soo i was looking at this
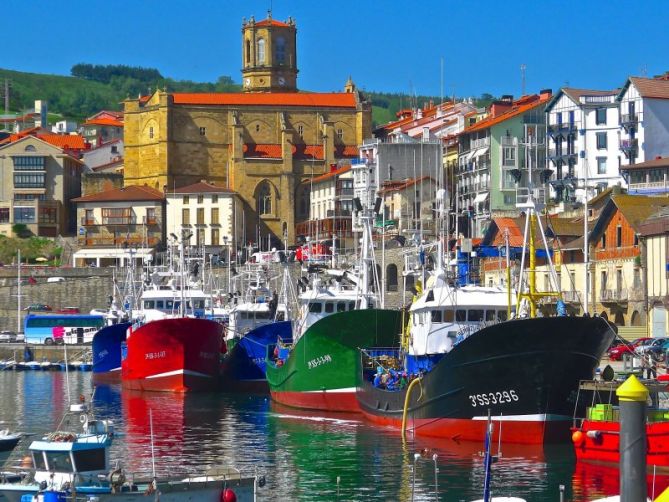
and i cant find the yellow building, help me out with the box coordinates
[123,14,370,245]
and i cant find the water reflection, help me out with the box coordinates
[0,372,646,501]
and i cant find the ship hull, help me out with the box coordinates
[121,318,223,393]
[357,316,615,444]
[92,322,130,384]
[266,309,403,412]
[220,321,292,393]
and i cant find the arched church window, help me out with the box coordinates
[257,39,266,64]
[246,39,251,64]
[275,36,286,64]
[257,181,272,216]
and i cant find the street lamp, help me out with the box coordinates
[223,235,231,294]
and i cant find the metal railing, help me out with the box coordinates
[600,288,628,302]
[620,113,638,125]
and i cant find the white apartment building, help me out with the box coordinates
[545,88,621,207]
[617,76,669,167]
[165,181,242,253]
[308,165,353,220]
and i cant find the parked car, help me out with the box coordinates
[23,303,52,312]
[0,331,18,343]
[647,339,669,362]
[636,337,669,356]
[607,337,652,361]
[46,277,65,283]
[56,307,80,314]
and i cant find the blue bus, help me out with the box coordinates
[24,314,105,345]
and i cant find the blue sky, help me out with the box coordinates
[4,1,669,99]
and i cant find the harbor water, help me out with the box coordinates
[0,371,666,501]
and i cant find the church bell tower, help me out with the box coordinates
[241,12,298,93]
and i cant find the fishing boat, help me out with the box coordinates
[220,263,293,392]
[571,378,669,468]
[0,430,21,452]
[0,400,259,501]
[92,322,131,383]
[265,164,403,412]
[356,188,616,444]
[121,237,224,392]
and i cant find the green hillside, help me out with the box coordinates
[0,65,451,128]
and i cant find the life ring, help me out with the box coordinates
[79,414,88,424]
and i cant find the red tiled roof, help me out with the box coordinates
[254,18,290,27]
[72,185,164,203]
[465,94,550,134]
[629,77,669,100]
[83,118,124,128]
[167,181,235,194]
[170,92,357,108]
[88,110,124,120]
[335,145,358,158]
[0,131,88,151]
[310,165,352,184]
[620,157,669,170]
[378,176,434,195]
[243,143,282,159]
[293,144,323,160]
[490,217,525,247]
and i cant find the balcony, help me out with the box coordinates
[548,122,577,138]
[620,113,638,132]
[562,290,581,303]
[548,148,578,164]
[620,138,638,159]
[77,235,161,248]
[500,136,518,147]
[471,137,490,149]
[600,288,628,303]
[628,181,669,194]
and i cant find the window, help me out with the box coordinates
[33,452,46,470]
[197,195,204,204]
[485,310,496,321]
[324,303,334,314]
[443,310,454,322]
[211,207,219,224]
[149,127,154,139]
[12,156,45,171]
[46,451,73,472]
[111,145,118,154]
[72,448,106,472]
[616,225,622,247]
[0,208,10,223]
[182,208,190,225]
[39,207,57,224]
[502,146,516,167]
[211,228,219,246]
[197,208,204,225]
[596,132,607,149]
[601,233,606,249]
[14,173,45,188]
[337,302,346,312]
[245,39,251,63]
[275,36,286,63]
[256,181,272,216]
[146,208,156,224]
[634,234,639,247]
[257,38,266,64]
[597,157,607,174]
[337,128,343,140]
[212,195,218,204]
[14,207,35,223]
[199,127,206,136]
[431,310,442,323]
[101,208,130,225]
[308,302,322,313]
[455,309,467,322]
[596,108,607,125]
[297,125,304,137]
[497,311,508,321]
[255,124,260,132]
[468,310,484,322]
[196,228,205,246]
[183,196,189,205]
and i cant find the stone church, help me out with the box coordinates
[123,13,371,245]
